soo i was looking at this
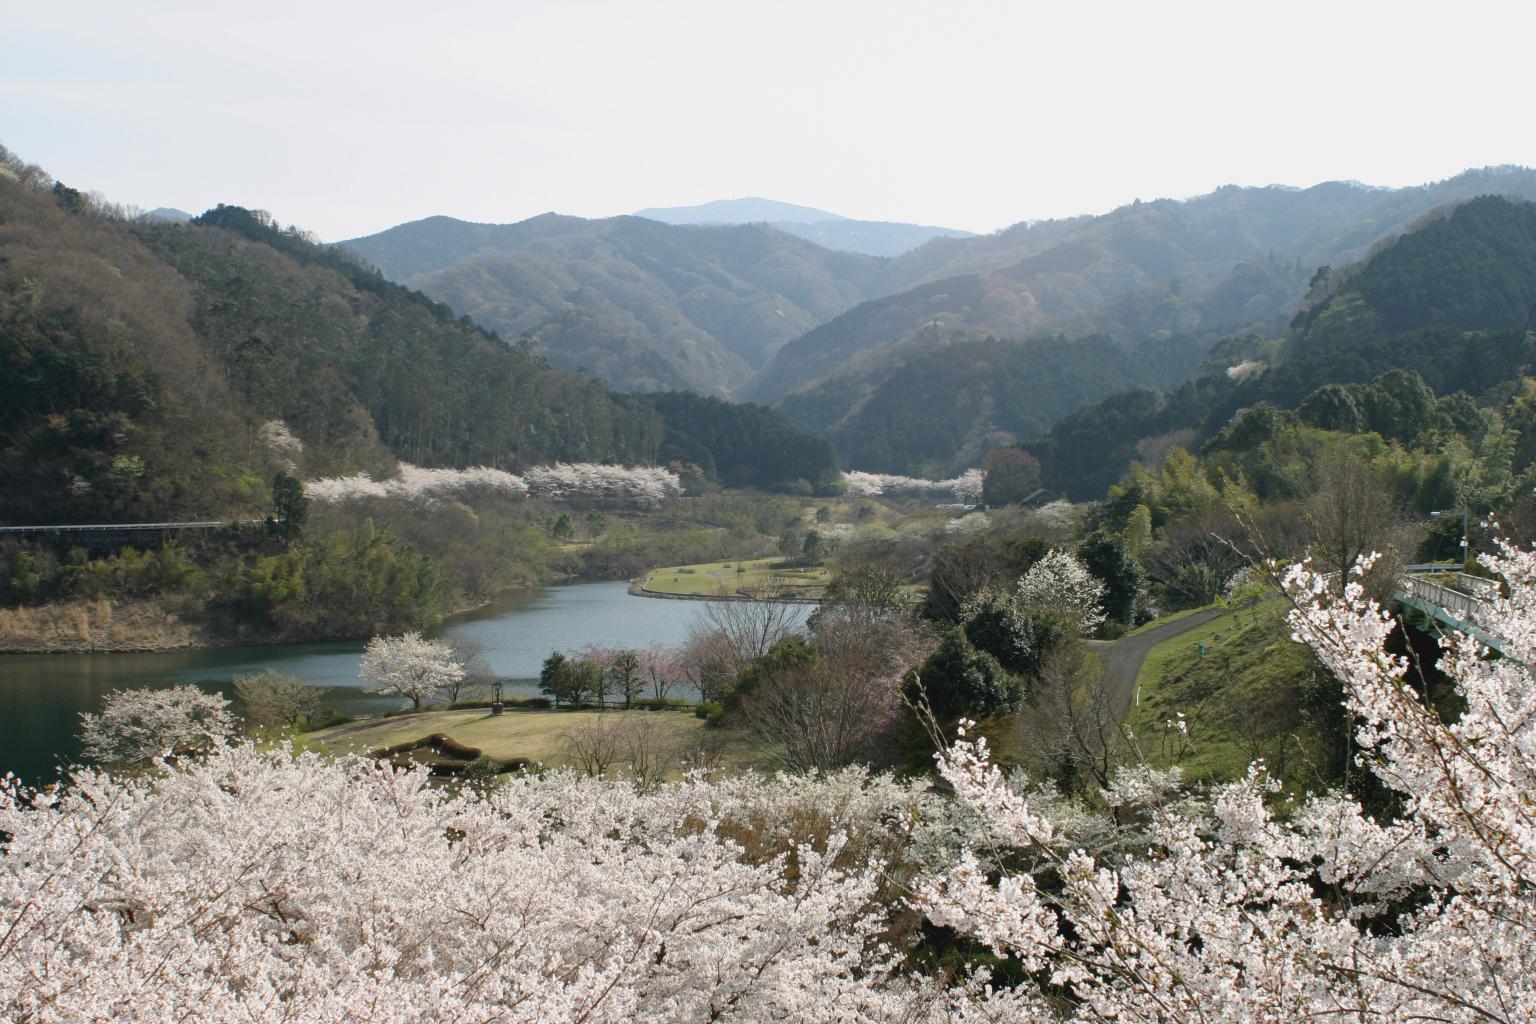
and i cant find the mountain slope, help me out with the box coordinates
[0,163,671,524]
[340,215,887,396]
[752,169,1536,408]
[1027,195,1536,499]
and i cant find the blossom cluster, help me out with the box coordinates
[915,547,1536,1022]
[0,748,941,1023]
[1015,548,1106,632]
[842,468,985,503]
[306,462,681,508]
[16,545,1536,1021]
[257,419,304,472]
[77,685,236,765]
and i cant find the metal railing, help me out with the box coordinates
[0,519,264,535]
[1398,574,1486,626]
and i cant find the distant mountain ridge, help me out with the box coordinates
[743,168,1536,475]
[340,214,890,396]
[634,197,847,225]
[632,197,976,258]
[340,167,1536,436]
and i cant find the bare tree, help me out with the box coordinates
[676,732,728,776]
[620,718,668,790]
[739,611,933,772]
[559,718,626,777]
[1012,645,1131,793]
[676,629,737,704]
[442,636,494,706]
[233,669,325,730]
[693,592,803,680]
[1305,448,1404,598]
[1145,515,1250,608]
[559,717,670,787]
[641,644,678,702]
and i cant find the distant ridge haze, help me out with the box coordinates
[633,198,848,225]
[339,167,1536,436]
[632,197,977,258]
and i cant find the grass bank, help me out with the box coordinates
[1127,595,1337,789]
[638,557,829,601]
[307,707,759,778]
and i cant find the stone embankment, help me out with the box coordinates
[0,599,207,654]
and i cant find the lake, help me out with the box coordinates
[0,582,807,783]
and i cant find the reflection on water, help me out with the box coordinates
[0,582,805,783]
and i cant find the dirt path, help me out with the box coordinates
[1093,608,1228,722]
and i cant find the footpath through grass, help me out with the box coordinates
[640,557,829,600]
[307,707,758,778]
[1128,595,1333,787]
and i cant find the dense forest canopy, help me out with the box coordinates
[0,148,840,526]
[1024,196,1536,499]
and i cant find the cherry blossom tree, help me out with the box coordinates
[21,541,1536,1023]
[77,685,236,765]
[0,747,938,1023]
[1015,548,1106,634]
[305,462,680,508]
[842,468,983,503]
[917,545,1536,1023]
[358,631,465,710]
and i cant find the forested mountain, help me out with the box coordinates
[751,167,1536,406]
[628,392,840,493]
[1026,195,1536,498]
[0,149,842,525]
[741,169,1536,477]
[341,169,1536,413]
[0,171,664,523]
[340,214,888,396]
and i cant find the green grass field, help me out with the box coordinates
[307,708,758,777]
[640,557,829,600]
[1127,596,1332,787]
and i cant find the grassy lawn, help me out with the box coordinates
[1127,595,1331,788]
[640,556,829,600]
[306,708,759,777]
[1122,604,1211,638]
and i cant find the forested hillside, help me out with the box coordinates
[1024,196,1536,498]
[340,169,1536,441]
[783,333,1209,476]
[0,163,669,525]
[0,150,844,527]
[340,214,888,396]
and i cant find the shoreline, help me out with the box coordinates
[627,574,821,604]
[0,580,558,657]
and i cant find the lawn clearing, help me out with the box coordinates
[640,557,828,600]
[307,708,758,777]
[1127,596,1332,788]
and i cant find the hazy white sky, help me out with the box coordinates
[4,0,1532,241]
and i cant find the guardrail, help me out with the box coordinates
[1398,574,1486,626]
[0,519,265,535]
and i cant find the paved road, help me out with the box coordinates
[1090,608,1228,722]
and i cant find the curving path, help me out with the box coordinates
[1091,608,1228,722]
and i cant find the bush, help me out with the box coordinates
[695,701,725,726]
[905,628,1021,720]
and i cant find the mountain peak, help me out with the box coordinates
[634,197,847,226]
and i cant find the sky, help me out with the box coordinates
[4,0,1533,242]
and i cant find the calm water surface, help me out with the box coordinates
[0,582,800,783]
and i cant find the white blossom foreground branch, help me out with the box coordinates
[11,548,1536,1022]
[919,549,1536,1023]
[0,749,943,1023]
